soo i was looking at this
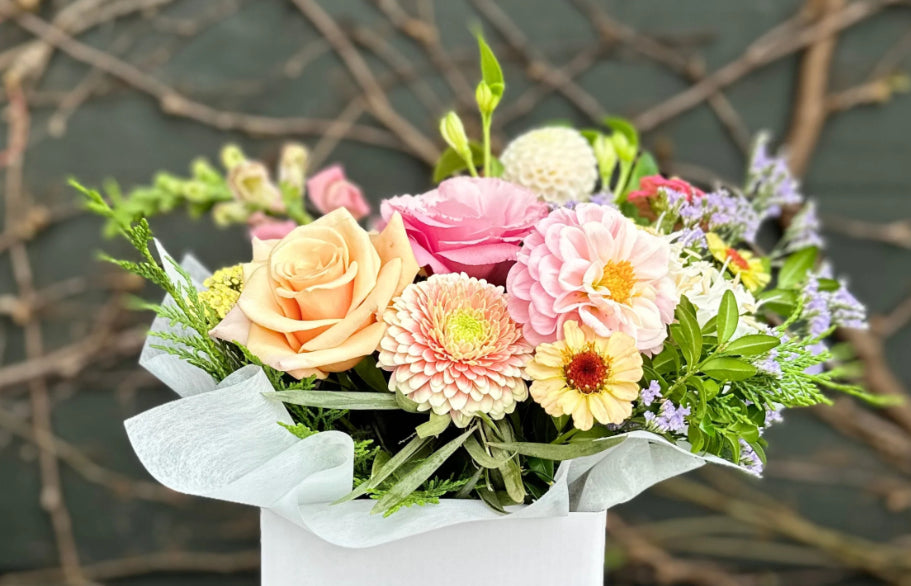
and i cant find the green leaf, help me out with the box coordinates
[716,290,739,345]
[621,151,659,197]
[817,278,840,292]
[673,299,703,366]
[416,412,451,438]
[757,289,797,315]
[603,116,639,152]
[475,30,504,96]
[778,247,818,289]
[722,334,780,357]
[335,435,431,504]
[700,357,758,381]
[688,425,705,453]
[352,356,389,392]
[464,435,513,468]
[371,427,475,514]
[270,390,398,410]
[652,345,680,374]
[487,436,626,461]
[494,419,526,503]
[702,379,720,402]
[432,142,497,182]
[394,391,421,413]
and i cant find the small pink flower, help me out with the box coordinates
[627,175,704,202]
[306,165,370,220]
[506,204,679,355]
[248,213,297,240]
[380,177,550,285]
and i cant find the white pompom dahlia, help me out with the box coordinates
[500,127,598,204]
[377,273,532,427]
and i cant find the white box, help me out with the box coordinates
[261,508,606,586]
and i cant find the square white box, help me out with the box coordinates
[261,508,606,586]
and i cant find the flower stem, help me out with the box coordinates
[482,113,492,177]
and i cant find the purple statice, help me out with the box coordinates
[675,188,761,243]
[746,133,803,218]
[645,400,691,435]
[739,439,764,475]
[755,347,783,378]
[671,226,707,251]
[802,274,832,337]
[765,403,784,427]
[781,201,824,253]
[805,341,828,375]
[830,281,867,329]
[640,380,662,406]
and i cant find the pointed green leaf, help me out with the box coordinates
[716,289,739,345]
[352,356,389,392]
[603,116,639,151]
[673,299,702,366]
[464,435,513,468]
[700,357,757,381]
[487,436,626,461]
[334,435,431,504]
[270,390,398,410]
[722,334,780,357]
[621,151,659,197]
[475,30,504,96]
[371,427,475,514]
[778,247,817,290]
[416,412,451,438]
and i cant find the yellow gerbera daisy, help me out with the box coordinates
[525,321,643,431]
[706,232,770,292]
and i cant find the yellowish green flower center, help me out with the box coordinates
[598,260,635,304]
[446,309,488,345]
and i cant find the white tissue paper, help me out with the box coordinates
[125,249,739,584]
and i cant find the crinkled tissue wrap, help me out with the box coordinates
[125,248,737,549]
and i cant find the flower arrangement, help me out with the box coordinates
[79,34,886,525]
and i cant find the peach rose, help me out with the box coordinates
[211,208,419,379]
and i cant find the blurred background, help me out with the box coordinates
[1,0,910,584]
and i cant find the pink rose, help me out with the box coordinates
[380,177,550,285]
[247,212,297,240]
[306,165,370,220]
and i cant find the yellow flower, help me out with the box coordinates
[525,321,643,431]
[706,232,770,292]
[199,264,244,320]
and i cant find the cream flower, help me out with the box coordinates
[526,321,643,431]
[500,127,598,204]
[671,259,761,339]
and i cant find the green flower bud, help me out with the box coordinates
[439,111,472,161]
[212,201,249,226]
[182,181,209,203]
[228,161,284,212]
[191,158,221,184]
[612,132,636,162]
[475,81,500,116]
[279,143,309,195]
[220,144,246,170]
[153,172,183,194]
[592,134,618,178]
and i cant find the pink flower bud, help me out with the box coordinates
[248,212,297,240]
[306,165,370,220]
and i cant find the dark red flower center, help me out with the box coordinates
[564,350,608,394]
[726,248,751,271]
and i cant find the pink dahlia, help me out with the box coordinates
[380,177,549,286]
[377,273,532,427]
[506,204,678,355]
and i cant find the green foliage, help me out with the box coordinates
[77,181,240,381]
[97,160,232,237]
[369,476,471,518]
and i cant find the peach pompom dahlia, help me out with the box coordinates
[526,321,643,431]
[377,273,533,427]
